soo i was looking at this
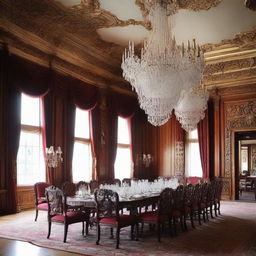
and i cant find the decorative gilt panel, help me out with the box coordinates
[225,100,256,177]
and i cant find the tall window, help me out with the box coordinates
[17,93,45,185]
[185,129,203,177]
[114,117,132,180]
[72,108,92,182]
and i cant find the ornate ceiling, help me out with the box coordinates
[0,0,255,96]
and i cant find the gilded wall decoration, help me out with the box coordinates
[225,101,256,177]
[175,141,185,176]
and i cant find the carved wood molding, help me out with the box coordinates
[225,100,256,177]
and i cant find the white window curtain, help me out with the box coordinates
[114,117,132,180]
[72,108,92,182]
[185,129,203,177]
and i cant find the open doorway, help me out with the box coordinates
[235,131,256,201]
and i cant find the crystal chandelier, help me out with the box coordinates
[45,146,63,168]
[121,0,204,126]
[175,85,209,132]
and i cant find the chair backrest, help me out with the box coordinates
[184,184,194,207]
[158,187,173,216]
[200,183,208,202]
[94,189,119,220]
[89,180,99,193]
[122,178,131,186]
[62,181,76,196]
[34,182,51,203]
[45,186,66,216]
[186,176,201,185]
[173,185,184,209]
[101,179,121,187]
[193,183,201,205]
[76,181,90,192]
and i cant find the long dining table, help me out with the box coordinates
[67,193,160,213]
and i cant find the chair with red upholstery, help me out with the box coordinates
[34,182,50,221]
[139,187,173,242]
[45,186,90,243]
[186,176,202,185]
[94,189,138,249]
[172,185,185,235]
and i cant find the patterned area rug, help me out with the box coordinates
[0,201,256,256]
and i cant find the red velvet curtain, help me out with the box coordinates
[0,47,20,213]
[90,106,100,180]
[197,108,209,179]
[11,55,51,97]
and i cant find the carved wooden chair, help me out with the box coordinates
[61,181,76,197]
[45,186,90,243]
[34,182,51,221]
[89,180,99,193]
[172,185,186,235]
[76,181,90,192]
[139,187,173,242]
[94,189,138,249]
[122,178,131,186]
[183,184,195,229]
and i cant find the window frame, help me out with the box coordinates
[72,108,92,183]
[17,94,46,186]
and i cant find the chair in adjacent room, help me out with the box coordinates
[61,181,77,196]
[89,180,99,193]
[94,188,138,249]
[45,186,90,243]
[34,182,51,221]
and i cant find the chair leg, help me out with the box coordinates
[116,227,120,249]
[210,206,214,218]
[214,203,218,217]
[157,222,161,242]
[82,221,85,236]
[86,221,89,235]
[198,211,202,225]
[190,212,195,229]
[173,217,177,236]
[218,202,221,215]
[131,225,134,240]
[96,223,100,245]
[183,215,188,231]
[180,216,184,232]
[35,209,39,222]
[47,221,52,239]
[136,222,139,241]
[110,228,114,239]
[64,224,68,243]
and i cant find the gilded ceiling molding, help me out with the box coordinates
[136,0,223,13]
[204,58,255,75]
[203,26,256,52]
[178,0,222,11]
[244,0,256,11]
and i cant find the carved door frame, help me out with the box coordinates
[231,128,256,200]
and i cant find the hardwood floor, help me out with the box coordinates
[0,238,81,256]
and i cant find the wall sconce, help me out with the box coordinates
[46,146,63,168]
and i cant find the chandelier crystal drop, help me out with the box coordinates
[121,0,205,126]
[175,86,209,132]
